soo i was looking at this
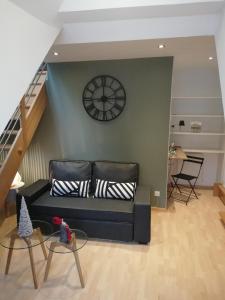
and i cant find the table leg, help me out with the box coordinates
[44,242,55,281]
[72,235,85,288]
[25,238,38,289]
[5,234,16,275]
[35,228,48,259]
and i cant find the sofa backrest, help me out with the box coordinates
[49,160,139,193]
[92,161,139,191]
[49,160,92,181]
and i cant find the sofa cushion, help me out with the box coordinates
[30,191,134,223]
[92,161,138,191]
[49,160,91,181]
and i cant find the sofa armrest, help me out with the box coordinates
[16,179,50,224]
[133,186,151,244]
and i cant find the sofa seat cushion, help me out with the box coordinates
[30,191,134,223]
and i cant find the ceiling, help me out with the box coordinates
[45,36,218,71]
[10,0,222,70]
[58,0,225,23]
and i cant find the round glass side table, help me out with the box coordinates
[44,229,88,288]
[0,220,53,289]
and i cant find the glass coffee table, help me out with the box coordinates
[44,229,88,288]
[0,220,53,289]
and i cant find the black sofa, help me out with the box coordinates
[17,160,151,243]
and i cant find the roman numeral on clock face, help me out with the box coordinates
[114,96,125,101]
[110,109,116,119]
[101,76,106,87]
[102,111,107,121]
[93,108,100,119]
[114,103,123,111]
[86,103,95,113]
[92,79,99,89]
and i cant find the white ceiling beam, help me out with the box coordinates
[58,0,224,23]
[60,0,224,12]
[56,14,221,45]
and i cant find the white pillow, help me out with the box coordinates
[94,179,136,200]
[50,179,90,198]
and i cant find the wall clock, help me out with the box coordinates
[82,75,126,121]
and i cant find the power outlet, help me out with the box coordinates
[154,191,160,197]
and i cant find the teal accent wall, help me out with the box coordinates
[26,57,173,207]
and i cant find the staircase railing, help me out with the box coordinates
[0,63,47,165]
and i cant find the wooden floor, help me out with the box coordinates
[0,189,225,300]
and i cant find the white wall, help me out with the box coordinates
[0,0,60,134]
[216,8,225,102]
[215,7,225,183]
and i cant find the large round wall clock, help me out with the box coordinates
[82,75,126,121]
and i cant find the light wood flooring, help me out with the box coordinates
[0,189,225,300]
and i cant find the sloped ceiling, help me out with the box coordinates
[9,0,225,70]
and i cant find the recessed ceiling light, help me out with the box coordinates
[158,44,165,49]
[53,51,59,56]
[208,56,214,60]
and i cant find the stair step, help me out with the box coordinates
[37,71,47,75]
[0,133,15,143]
[30,82,41,86]
[3,130,18,135]
[25,93,36,98]
[0,144,11,150]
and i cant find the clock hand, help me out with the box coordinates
[84,98,102,101]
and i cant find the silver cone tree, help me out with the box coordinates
[18,197,33,237]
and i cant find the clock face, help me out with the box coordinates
[82,75,126,121]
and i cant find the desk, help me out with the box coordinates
[169,147,187,160]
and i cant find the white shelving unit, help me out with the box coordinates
[183,149,225,154]
[171,114,223,118]
[169,96,225,186]
[170,96,224,153]
[173,132,225,136]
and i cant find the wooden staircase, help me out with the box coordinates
[0,66,48,210]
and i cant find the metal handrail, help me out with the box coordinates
[24,62,46,106]
[0,106,20,146]
[0,63,47,160]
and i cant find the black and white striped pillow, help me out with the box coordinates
[50,179,90,198]
[94,179,136,200]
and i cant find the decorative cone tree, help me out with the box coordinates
[18,197,33,237]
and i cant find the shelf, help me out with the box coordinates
[171,114,224,118]
[173,132,225,136]
[184,149,225,154]
[171,97,221,100]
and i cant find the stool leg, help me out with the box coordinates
[25,238,38,289]
[44,242,55,281]
[35,228,48,259]
[72,237,85,288]
[5,234,16,275]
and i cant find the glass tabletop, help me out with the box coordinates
[0,220,53,250]
[46,229,88,253]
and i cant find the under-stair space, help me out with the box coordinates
[0,65,48,217]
